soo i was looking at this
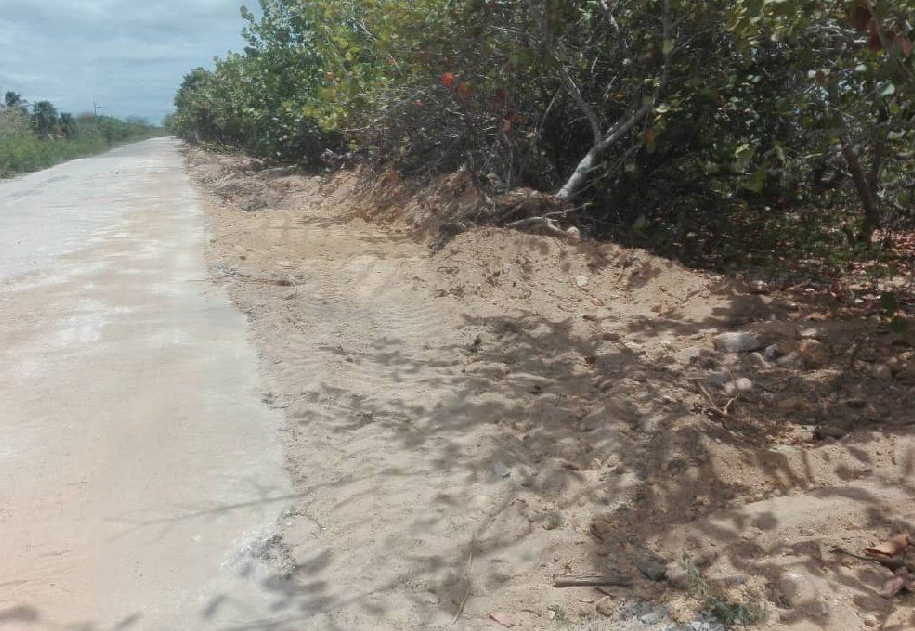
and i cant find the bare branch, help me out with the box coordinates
[556,63,602,144]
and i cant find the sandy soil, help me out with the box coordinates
[189,148,915,631]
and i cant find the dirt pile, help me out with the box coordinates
[187,147,915,631]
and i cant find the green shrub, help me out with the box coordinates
[171,0,915,265]
[0,106,161,177]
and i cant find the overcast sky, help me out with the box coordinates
[0,0,253,124]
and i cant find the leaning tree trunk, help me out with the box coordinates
[553,0,671,202]
[556,103,653,201]
[839,133,881,243]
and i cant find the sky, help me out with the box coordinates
[0,0,254,124]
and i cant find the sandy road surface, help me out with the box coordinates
[0,139,292,630]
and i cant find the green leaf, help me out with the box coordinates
[878,82,896,97]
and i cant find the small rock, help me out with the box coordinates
[778,572,810,607]
[713,331,764,353]
[815,425,846,440]
[798,339,829,368]
[861,614,878,628]
[575,275,589,288]
[566,226,582,241]
[764,344,782,361]
[798,327,824,340]
[639,611,663,625]
[595,597,615,617]
[722,377,753,396]
[749,280,769,294]
[872,363,893,380]
[634,550,668,582]
[542,512,562,530]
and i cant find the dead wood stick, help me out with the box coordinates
[831,547,913,572]
[506,216,568,238]
[553,574,633,588]
[692,379,737,419]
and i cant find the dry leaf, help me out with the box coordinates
[880,568,913,598]
[865,534,911,558]
[489,612,517,628]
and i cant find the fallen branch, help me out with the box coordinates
[506,216,567,237]
[831,546,914,573]
[554,573,633,588]
[692,379,738,420]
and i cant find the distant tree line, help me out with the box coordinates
[1,90,162,176]
[169,0,914,265]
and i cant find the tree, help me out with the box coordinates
[31,101,59,138]
[59,112,77,138]
[171,0,914,257]
[4,91,28,116]
[729,0,915,242]
[4,91,23,108]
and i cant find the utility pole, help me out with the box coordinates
[93,101,103,118]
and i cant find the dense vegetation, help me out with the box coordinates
[1,91,161,177]
[170,0,914,267]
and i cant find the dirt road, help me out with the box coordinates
[0,139,292,630]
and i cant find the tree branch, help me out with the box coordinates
[556,63,602,144]
[555,0,673,201]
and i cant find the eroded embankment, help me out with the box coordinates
[190,147,915,631]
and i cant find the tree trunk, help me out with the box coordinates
[553,0,670,202]
[555,103,652,200]
[839,133,880,243]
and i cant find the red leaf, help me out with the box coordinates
[440,72,456,89]
[898,36,913,58]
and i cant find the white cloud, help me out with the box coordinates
[0,0,252,123]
